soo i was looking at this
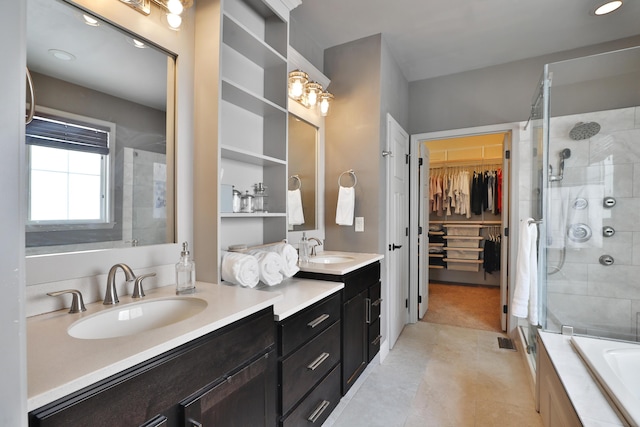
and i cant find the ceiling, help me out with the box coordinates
[290,0,640,82]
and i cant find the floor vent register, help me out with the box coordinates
[497,337,517,351]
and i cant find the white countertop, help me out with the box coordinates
[297,251,384,276]
[538,331,624,426]
[257,277,344,321]
[27,282,282,411]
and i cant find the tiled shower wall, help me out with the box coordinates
[521,106,640,341]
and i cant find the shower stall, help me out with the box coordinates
[525,45,640,365]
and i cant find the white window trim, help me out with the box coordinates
[26,106,117,232]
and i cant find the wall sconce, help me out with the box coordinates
[119,0,192,30]
[288,70,334,116]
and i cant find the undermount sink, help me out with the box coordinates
[308,255,355,264]
[68,297,208,340]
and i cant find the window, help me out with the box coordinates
[26,110,114,229]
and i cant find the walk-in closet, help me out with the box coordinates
[419,132,511,332]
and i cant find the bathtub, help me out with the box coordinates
[571,336,640,427]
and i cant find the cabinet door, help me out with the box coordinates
[181,350,277,427]
[342,290,367,395]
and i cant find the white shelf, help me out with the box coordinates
[222,13,286,69]
[221,144,286,166]
[222,78,287,115]
[443,259,484,264]
[445,247,483,252]
[221,212,286,218]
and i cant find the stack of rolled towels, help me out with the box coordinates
[221,242,300,288]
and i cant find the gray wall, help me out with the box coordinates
[409,35,640,134]
[0,0,27,425]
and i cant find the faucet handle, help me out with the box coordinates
[132,273,156,299]
[47,289,87,313]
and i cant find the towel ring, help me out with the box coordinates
[338,169,357,188]
[288,175,302,191]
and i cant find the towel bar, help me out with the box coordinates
[338,169,357,188]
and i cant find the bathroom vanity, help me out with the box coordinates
[296,251,384,395]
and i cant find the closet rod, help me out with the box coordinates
[430,159,502,168]
[430,220,501,225]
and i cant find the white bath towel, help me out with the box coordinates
[247,250,284,286]
[512,219,539,325]
[221,251,260,288]
[335,186,355,226]
[287,189,305,226]
[263,243,299,277]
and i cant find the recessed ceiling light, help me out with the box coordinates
[82,14,100,27]
[594,0,623,15]
[48,49,76,61]
[128,38,147,49]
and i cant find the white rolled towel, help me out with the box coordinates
[247,250,284,286]
[221,251,260,288]
[264,243,299,277]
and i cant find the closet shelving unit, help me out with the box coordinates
[194,0,290,282]
[442,224,483,271]
[427,229,446,270]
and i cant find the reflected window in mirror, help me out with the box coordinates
[288,114,318,232]
[26,0,175,255]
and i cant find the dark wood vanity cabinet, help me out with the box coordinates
[29,308,277,427]
[297,261,382,395]
[276,292,342,427]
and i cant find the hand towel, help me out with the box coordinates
[287,189,305,226]
[221,251,260,288]
[263,243,299,277]
[512,218,539,325]
[247,250,284,286]
[335,186,355,226]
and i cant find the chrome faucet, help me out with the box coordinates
[104,263,136,305]
[308,237,323,256]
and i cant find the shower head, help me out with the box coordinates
[560,148,571,159]
[569,122,601,140]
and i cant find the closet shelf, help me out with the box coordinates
[445,247,483,252]
[428,243,444,247]
[443,236,483,240]
[443,258,483,264]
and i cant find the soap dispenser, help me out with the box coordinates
[176,241,196,294]
[299,232,310,263]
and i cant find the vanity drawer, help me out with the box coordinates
[278,292,341,356]
[281,363,341,427]
[368,317,382,362]
[280,320,341,414]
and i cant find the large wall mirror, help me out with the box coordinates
[25,0,193,286]
[288,114,318,231]
[26,0,174,255]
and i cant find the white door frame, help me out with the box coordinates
[409,123,521,337]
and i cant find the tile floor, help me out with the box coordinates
[323,322,543,427]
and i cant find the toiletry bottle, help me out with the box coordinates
[176,241,196,294]
[299,232,309,263]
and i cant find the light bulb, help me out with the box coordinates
[291,80,303,99]
[166,0,184,15]
[320,98,329,116]
[167,13,182,29]
[308,90,318,106]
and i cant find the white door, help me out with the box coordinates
[386,114,410,349]
[418,143,430,318]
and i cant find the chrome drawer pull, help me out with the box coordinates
[307,352,330,371]
[372,334,382,346]
[365,298,371,324]
[307,313,330,328]
[307,400,331,423]
[187,419,203,427]
[371,298,383,307]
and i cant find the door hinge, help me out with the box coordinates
[505,150,510,159]
[405,227,409,237]
[504,227,509,237]
[418,157,423,166]
[503,304,508,314]
[405,154,410,164]
[418,226,423,235]
[418,295,422,303]
[405,299,408,308]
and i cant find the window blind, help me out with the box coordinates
[26,115,109,155]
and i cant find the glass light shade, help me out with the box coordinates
[319,92,334,116]
[166,13,182,29]
[594,0,622,15]
[166,0,184,14]
[305,82,322,107]
[288,70,308,100]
